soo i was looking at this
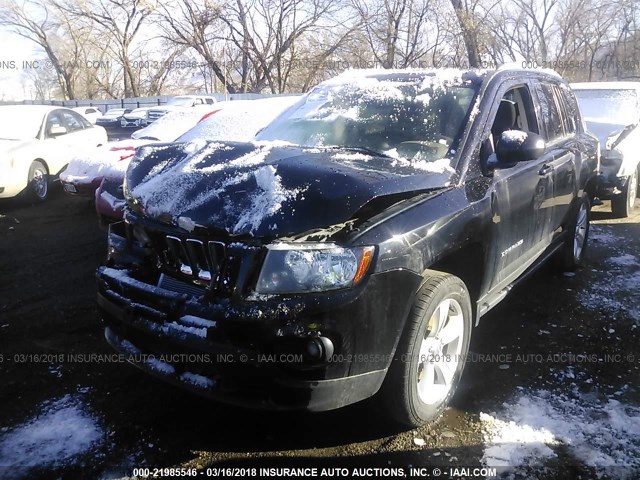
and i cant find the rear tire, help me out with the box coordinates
[611,167,638,217]
[380,271,472,427]
[28,161,49,202]
[559,193,590,271]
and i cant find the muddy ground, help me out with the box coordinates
[0,185,638,480]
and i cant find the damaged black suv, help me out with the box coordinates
[97,68,599,426]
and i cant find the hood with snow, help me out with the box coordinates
[585,119,638,150]
[124,140,454,238]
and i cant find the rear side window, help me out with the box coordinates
[538,83,565,142]
[60,110,84,132]
[45,112,65,138]
[557,86,580,134]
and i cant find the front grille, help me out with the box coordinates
[158,273,205,296]
[148,110,166,121]
[149,232,230,292]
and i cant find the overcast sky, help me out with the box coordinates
[0,29,39,101]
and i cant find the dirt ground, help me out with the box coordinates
[0,185,639,480]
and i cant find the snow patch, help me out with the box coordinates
[481,389,640,476]
[232,165,305,234]
[332,152,372,161]
[164,321,207,338]
[180,315,217,329]
[146,357,176,375]
[0,395,103,470]
[500,130,528,146]
[578,225,640,321]
[180,372,215,389]
[60,140,148,184]
[608,254,640,267]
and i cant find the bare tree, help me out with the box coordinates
[54,0,154,97]
[0,0,83,98]
[351,0,435,68]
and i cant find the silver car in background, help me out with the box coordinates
[572,82,640,217]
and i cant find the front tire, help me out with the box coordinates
[380,271,472,427]
[611,167,638,217]
[28,161,49,201]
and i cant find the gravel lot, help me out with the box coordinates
[0,185,638,480]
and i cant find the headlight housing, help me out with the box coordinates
[255,243,375,294]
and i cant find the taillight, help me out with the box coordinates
[198,109,222,123]
[109,146,136,161]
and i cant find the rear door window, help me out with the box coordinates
[45,111,66,138]
[557,86,579,134]
[60,110,85,132]
[538,83,565,142]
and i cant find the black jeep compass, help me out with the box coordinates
[97,68,599,426]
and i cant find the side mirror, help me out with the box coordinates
[49,125,68,137]
[495,131,545,168]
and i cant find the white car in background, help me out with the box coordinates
[120,106,156,128]
[572,82,640,217]
[0,105,108,201]
[72,106,102,124]
[146,95,217,123]
[96,108,132,128]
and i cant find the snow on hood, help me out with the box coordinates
[60,139,154,182]
[126,140,453,237]
[584,119,637,149]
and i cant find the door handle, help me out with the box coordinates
[538,164,553,176]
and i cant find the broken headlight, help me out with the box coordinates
[255,243,375,294]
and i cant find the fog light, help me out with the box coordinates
[305,337,334,362]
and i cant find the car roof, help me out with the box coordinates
[0,104,69,115]
[318,66,563,89]
[570,81,640,90]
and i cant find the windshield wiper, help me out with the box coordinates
[328,145,393,159]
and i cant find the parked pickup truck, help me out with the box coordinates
[146,95,217,123]
[97,68,599,427]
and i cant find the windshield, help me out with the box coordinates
[0,107,43,140]
[167,97,196,107]
[574,89,639,125]
[255,74,478,162]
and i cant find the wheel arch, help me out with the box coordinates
[423,242,485,324]
[31,158,50,174]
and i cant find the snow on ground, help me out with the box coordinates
[481,388,640,478]
[0,394,104,474]
[576,225,640,321]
